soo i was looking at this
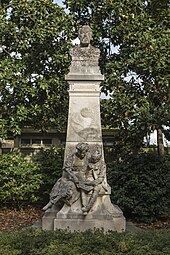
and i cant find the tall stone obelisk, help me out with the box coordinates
[64,26,104,156]
[42,25,126,232]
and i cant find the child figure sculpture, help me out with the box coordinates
[81,147,107,215]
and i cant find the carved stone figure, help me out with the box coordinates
[78,25,92,46]
[43,143,108,215]
[81,146,107,214]
[43,142,89,211]
[69,25,100,75]
[42,179,79,211]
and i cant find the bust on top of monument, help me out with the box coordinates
[68,25,102,76]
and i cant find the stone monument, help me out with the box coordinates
[42,25,126,232]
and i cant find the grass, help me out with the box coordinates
[0,228,170,255]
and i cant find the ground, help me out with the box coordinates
[0,206,169,232]
[0,206,43,232]
[137,217,170,230]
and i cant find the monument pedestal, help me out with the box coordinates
[43,193,125,232]
[42,177,125,232]
[54,218,125,233]
[54,197,125,233]
[42,25,126,232]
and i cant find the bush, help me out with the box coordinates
[0,152,43,208]
[107,153,170,222]
[0,147,64,207]
[34,146,64,204]
[0,229,170,255]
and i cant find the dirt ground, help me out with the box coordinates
[136,217,170,230]
[0,206,169,232]
[0,206,44,232]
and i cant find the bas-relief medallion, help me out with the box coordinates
[70,107,101,141]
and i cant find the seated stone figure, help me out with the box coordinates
[43,142,89,211]
[43,143,107,215]
[81,147,107,214]
[42,178,79,211]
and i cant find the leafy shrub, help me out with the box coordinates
[0,229,170,255]
[0,152,43,208]
[0,146,64,207]
[107,153,170,222]
[34,146,64,203]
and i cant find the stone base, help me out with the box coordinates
[42,204,62,231]
[42,195,126,233]
[54,216,125,233]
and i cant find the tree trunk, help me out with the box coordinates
[157,127,164,156]
[0,140,2,155]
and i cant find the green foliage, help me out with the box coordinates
[0,0,74,138]
[0,228,170,254]
[66,0,170,153]
[107,153,170,222]
[0,152,43,207]
[34,146,64,203]
[0,147,64,206]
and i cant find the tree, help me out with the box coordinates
[65,0,170,156]
[0,0,74,139]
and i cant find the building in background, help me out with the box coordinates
[1,128,117,156]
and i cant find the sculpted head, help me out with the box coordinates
[78,25,92,47]
[76,142,89,159]
[91,147,102,163]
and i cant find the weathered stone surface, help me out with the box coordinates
[66,25,102,77]
[54,218,125,233]
[68,44,101,75]
[42,25,126,232]
[65,74,104,81]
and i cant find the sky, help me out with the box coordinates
[54,0,64,7]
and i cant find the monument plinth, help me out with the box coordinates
[42,25,126,232]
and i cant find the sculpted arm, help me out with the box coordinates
[63,155,79,184]
[93,161,106,186]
